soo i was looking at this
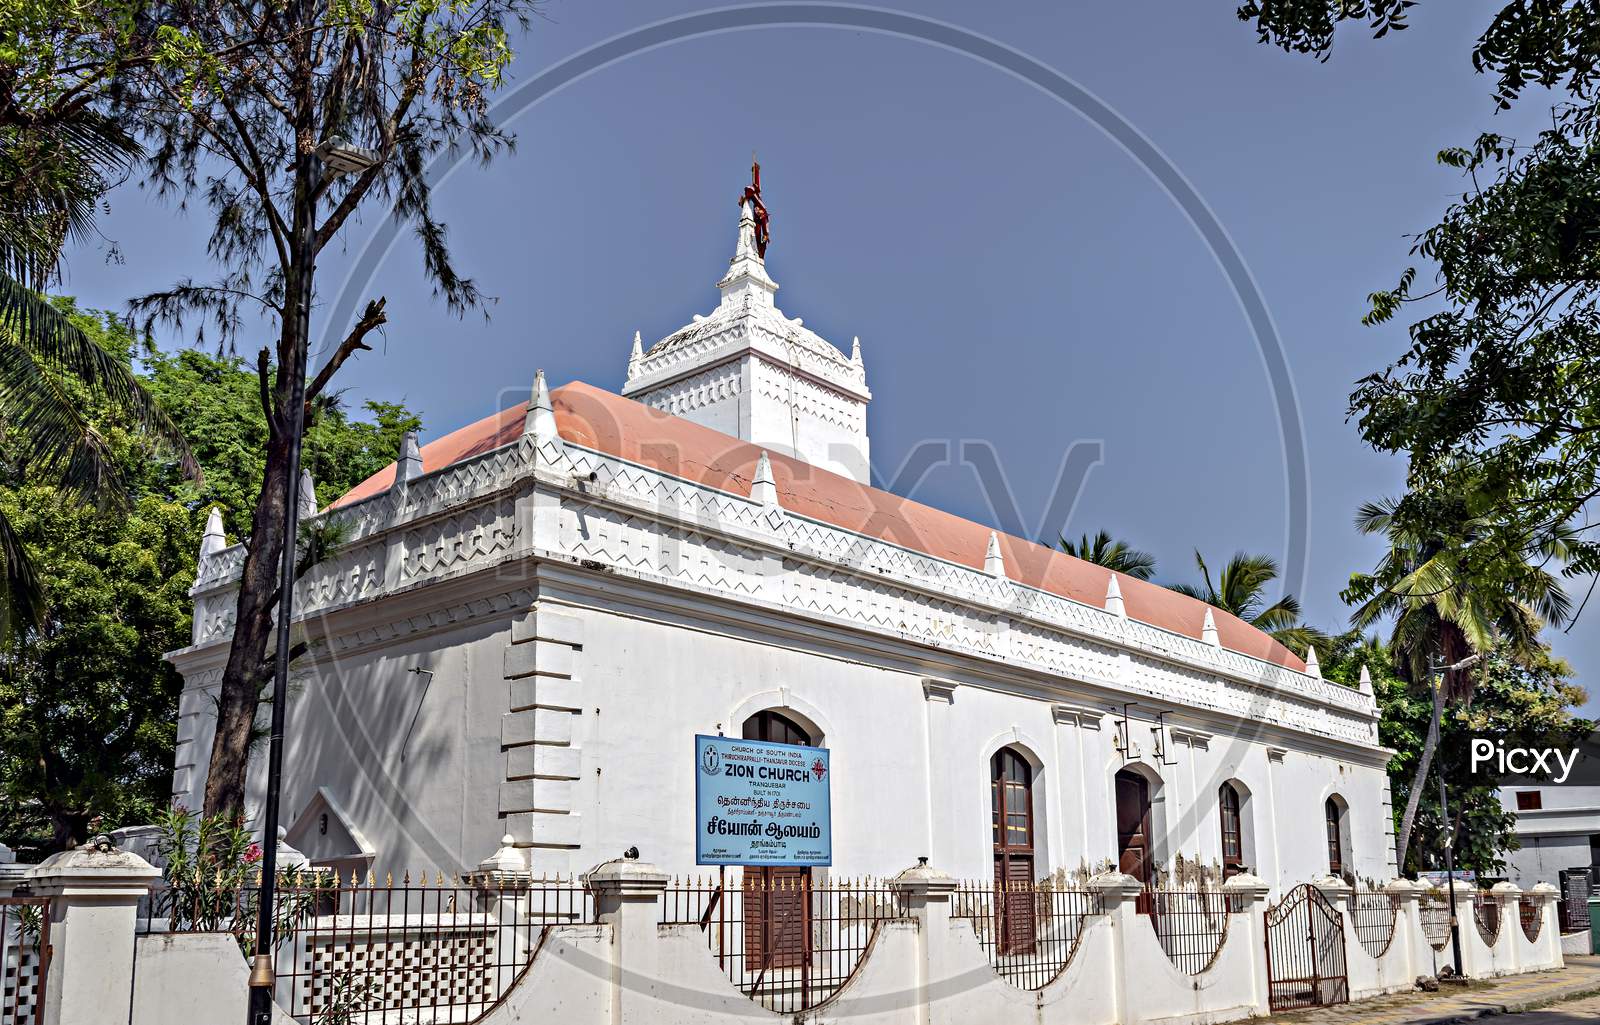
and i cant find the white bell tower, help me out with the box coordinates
[622,169,872,483]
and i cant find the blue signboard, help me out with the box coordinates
[694,734,832,866]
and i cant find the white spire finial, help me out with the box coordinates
[984,531,1006,578]
[718,168,778,307]
[1358,663,1373,696]
[851,336,862,364]
[627,331,644,381]
[1305,645,1322,678]
[1202,608,1220,647]
[751,450,779,506]
[198,507,227,565]
[1104,573,1126,618]
[393,431,423,490]
[297,468,318,520]
[524,369,557,439]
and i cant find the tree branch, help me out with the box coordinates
[306,297,387,403]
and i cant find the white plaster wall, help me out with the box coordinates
[131,933,296,1025]
[1506,833,1592,889]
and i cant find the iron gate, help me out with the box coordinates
[1264,884,1348,1012]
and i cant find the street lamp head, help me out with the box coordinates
[316,136,381,176]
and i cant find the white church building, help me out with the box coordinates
[167,180,1394,895]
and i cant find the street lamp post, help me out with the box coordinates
[246,137,378,1025]
[1439,769,1465,977]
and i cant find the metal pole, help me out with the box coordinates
[246,149,319,1025]
[1440,769,1465,978]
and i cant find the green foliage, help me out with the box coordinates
[0,301,419,856]
[1350,104,1600,594]
[1168,550,1328,654]
[1235,1,1600,109]
[140,349,420,540]
[1056,530,1157,580]
[1324,636,1589,876]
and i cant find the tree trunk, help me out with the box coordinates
[1394,683,1444,874]
[201,417,294,818]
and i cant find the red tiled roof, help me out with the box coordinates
[334,381,1306,671]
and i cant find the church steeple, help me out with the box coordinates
[623,164,872,484]
[717,162,778,308]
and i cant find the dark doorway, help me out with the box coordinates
[741,711,813,970]
[1115,769,1155,912]
[991,748,1036,954]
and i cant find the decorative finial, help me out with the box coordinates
[524,369,557,440]
[1201,608,1220,647]
[751,451,779,506]
[394,431,423,489]
[198,507,227,564]
[297,468,318,520]
[1104,573,1126,618]
[1358,663,1373,697]
[627,331,644,381]
[1305,645,1322,678]
[851,336,862,365]
[984,531,1006,578]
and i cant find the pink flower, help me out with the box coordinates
[244,843,263,864]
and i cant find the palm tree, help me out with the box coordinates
[1169,550,1327,655]
[0,110,197,632]
[1347,496,1569,871]
[1056,530,1157,580]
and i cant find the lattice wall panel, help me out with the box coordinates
[2,930,43,1025]
[302,929,498,1019]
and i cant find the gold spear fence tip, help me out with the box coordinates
[385,872,393,886]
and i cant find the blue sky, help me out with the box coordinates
[62,1,1596,704]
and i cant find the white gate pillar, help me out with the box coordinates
[1383,878,1423,983]
[26,841,160,1025]
[585,855,669,1025]
[890,858,958,1025]
[1222,873,1273,1015]
[1491,882,1523,974]
[1527,882,1563,969]
[1087,871,1143,1025]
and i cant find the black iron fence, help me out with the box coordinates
[1519,897,1543,944]
[1143,889,1232,976]
[1,897,49,1025]
[1349,889,1399,959]
[1419,892,1452,951]
[949,879,1099,990]
[1473,891,1502,947]
[659,870,901,1016]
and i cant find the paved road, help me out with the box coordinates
[1502,992,1600,1022]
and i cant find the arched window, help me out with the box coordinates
[991,747,1036,954]
[1219,783,1244,879]
[741,711,814,970]
[1325,797,1345,877]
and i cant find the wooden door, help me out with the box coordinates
[1116,770,1153,911]
[991,749,1036,954]
[741,711,814,972]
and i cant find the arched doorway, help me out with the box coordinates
[991,747,1036,953]
[742,711,813,970]
[1219,782,1245,880]
[1115,768,1155,912]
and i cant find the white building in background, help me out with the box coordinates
[166,175,1394,895]
[1501,782,1600,889]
